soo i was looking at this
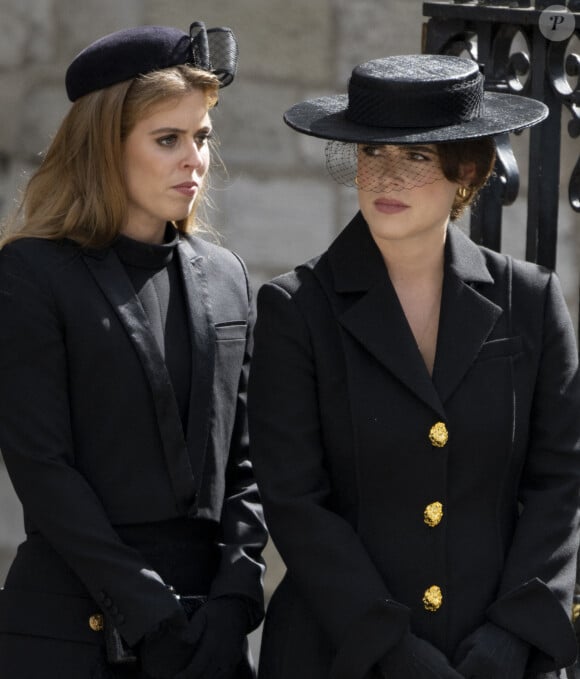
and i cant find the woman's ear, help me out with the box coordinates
[459,161,477,187]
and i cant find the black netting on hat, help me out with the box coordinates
[325,141,358,187]
[325,141,447,192]
[188,22,238,87]
[206,27,238,87]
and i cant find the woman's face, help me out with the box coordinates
[356,143,464,246]
[122,89,212,240]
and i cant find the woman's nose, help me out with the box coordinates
[183,142,205,169]
[379,151,404,179]
[377,156,406,189]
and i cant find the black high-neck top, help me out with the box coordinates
[113,225,192,432]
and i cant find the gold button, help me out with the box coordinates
[89,614,104,632]
[424,501,444,527]
[429,422,448,448]
[423,585,443,612]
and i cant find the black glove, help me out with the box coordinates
[454,621,530,679]
[174,597,250,679]
[140,611,201,679]
[378,631,464,679]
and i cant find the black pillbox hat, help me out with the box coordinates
[65,22,238,102]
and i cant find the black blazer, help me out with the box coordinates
[248,213,580,679]
[0,233,266,646]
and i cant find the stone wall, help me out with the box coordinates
[0,0,427,591]
[0,0,578,607]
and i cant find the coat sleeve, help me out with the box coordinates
[208,255,268,629]
[0,246,184,645]
[248,280,411,679]
[486,270,580,672]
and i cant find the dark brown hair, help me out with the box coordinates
[437,137,496,220]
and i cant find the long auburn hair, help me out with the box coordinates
[1,65,219,249]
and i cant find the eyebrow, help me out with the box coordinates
[404,145,437,154]
[362,143,437,155]
[149,125,213,135]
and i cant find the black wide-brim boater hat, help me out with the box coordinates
[284,55,548,144]
[65,21,238,102]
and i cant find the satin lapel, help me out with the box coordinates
[82,249,197,515]
[432,227,503,403]
[176,238,215,484]
[325,213,445,417]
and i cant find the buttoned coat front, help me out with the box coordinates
[0,232,266,671]
[248,213,580,679]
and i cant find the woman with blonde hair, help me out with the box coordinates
[0,21,266,679]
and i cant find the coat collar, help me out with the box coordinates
[82,235,215,516]
[433,227,502,402]
[327,212,386,293]
[327,212,494,291]
[323,213,502,412]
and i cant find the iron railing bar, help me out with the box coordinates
[526,25,562,268]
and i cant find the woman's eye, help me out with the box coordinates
[407,151,430,161]
[361,145,382,157]
[157,135,178,147]
[195,132,212,148]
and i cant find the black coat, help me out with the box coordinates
[0,233,266,665]
[248,214,580,679]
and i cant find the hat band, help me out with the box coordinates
[346,77,485,129]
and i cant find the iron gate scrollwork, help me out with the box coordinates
[422,0,579,286]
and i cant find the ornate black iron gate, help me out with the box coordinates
[422,0,579,306]
[422,2,580,674]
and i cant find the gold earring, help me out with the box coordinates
[457,185,470,199]
[354,176,359,187]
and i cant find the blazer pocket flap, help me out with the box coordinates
[215,321,248,341]
[478,335,523,361]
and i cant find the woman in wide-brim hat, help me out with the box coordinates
[248,54,580,679]
[0,21,267,679]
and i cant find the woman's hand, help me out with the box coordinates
[453,621,529,679]
[140,612,200,679]
[174,597,249,679]
[378,631,464,678]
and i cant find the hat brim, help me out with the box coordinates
[284,92,548,144]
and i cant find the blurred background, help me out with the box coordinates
[0,0,578,659]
